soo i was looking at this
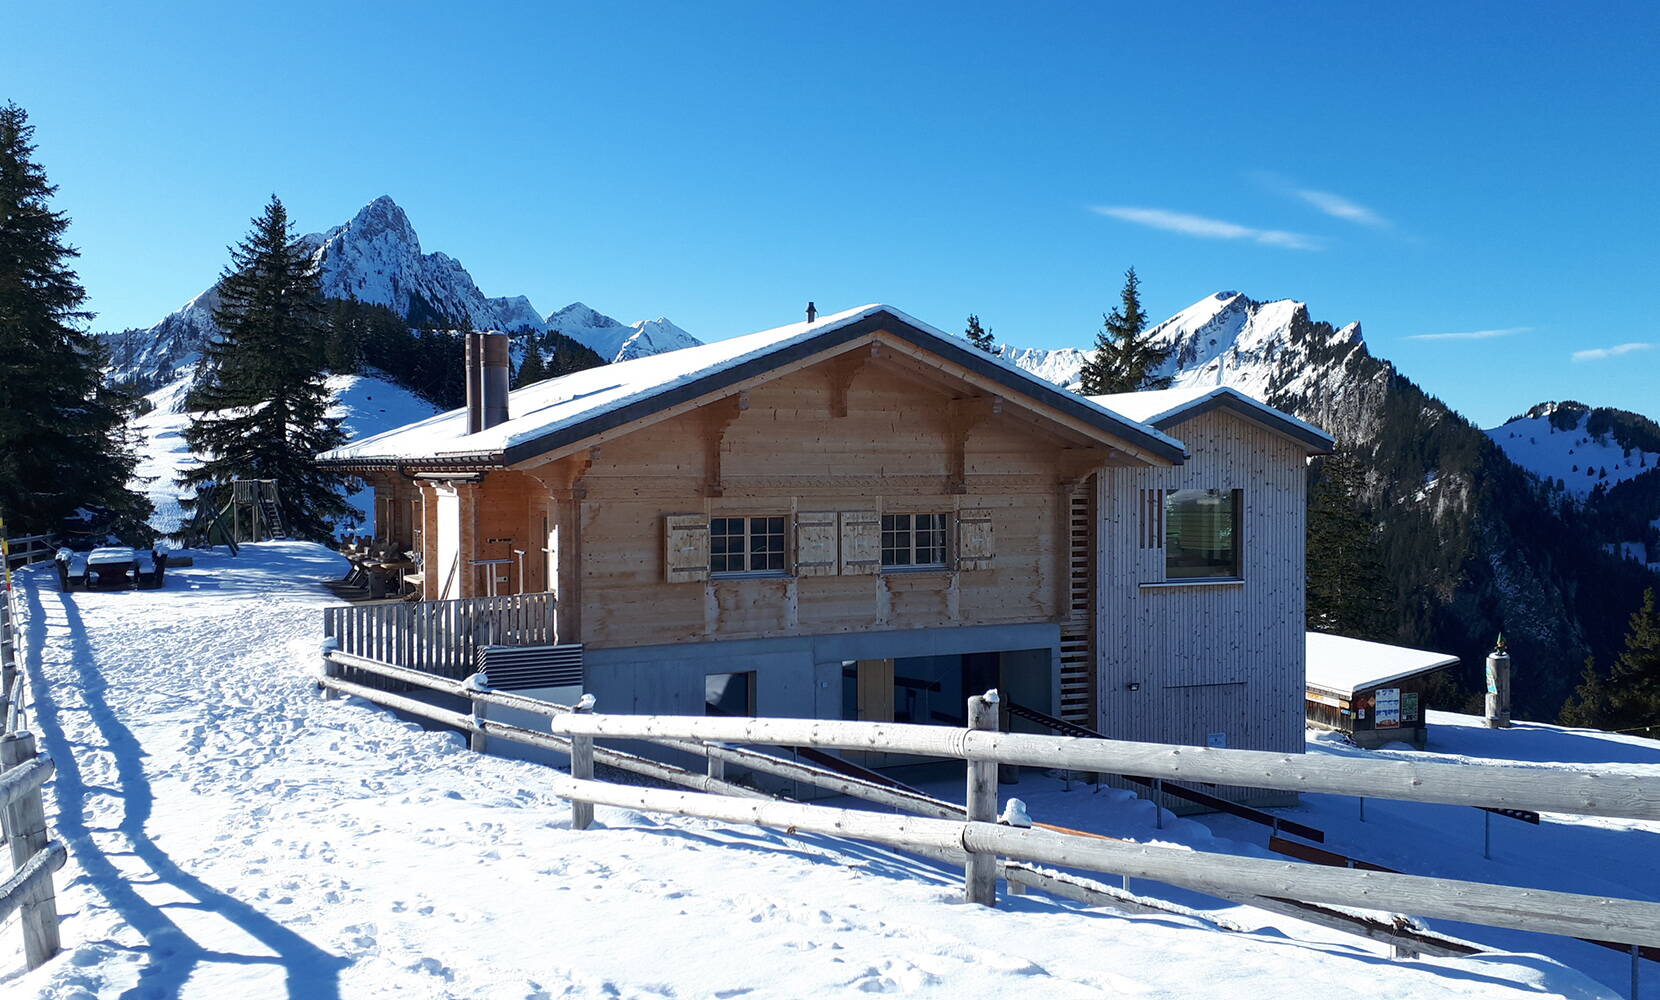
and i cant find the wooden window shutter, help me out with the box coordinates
[663,513,710,583]
[838,510,879,575]
[795,511,839,577]
[956,509,995,570]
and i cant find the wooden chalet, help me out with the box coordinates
[319,305,1333,781]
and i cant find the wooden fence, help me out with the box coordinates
[0,553,64,971]
[321,592,556,681]
[317,649,1660,978]
[0,733,65,971]
[2,535,53,571]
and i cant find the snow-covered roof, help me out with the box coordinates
[320,304,1189,468]
[1089,385,1333,454]
[1305,632,1459,699]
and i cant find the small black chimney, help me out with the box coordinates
[806,301,817,322]
[464,332,483,434]
[481,332,511,430]
[464,331,512,433]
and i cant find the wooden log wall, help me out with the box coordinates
[524,363,1106,649]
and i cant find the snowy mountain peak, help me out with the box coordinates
[548,301,626,331]
[338,195,419,247]
[547,303,701,362]
[996,290,1364,401]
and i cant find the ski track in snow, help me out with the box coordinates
[0,543,1627,998]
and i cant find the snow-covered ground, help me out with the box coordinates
[2,544,1648,997]
[129,372,439,536]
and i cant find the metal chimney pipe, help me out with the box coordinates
[481,332,511,430]
[464,331,484,434]
[806,301,817,323]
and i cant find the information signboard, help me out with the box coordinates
[1375,687,1401,729]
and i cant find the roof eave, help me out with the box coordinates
[1150,393,1334,455]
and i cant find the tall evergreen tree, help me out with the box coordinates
[514,342,548,387]
[964,314,995,353]
[1608,588,1659,725]
[1306,449,1393,640]
[0,102,150,536]
[1078,267,1173,395]
[180,196,354,539]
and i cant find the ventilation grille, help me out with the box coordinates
[478,643,584,690]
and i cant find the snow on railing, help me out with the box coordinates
[316,649,1660,977]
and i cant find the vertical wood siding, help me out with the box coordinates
[1097,408,1308,799]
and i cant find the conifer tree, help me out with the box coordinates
[1078,267,1174,396]
[1610,589,1660,725]
[1306,449,1393,640]
[180,196,353,539]
[964,314,995,353]
[0,102,150,535]
[1558,656,1614,729]
[514,342,548,387]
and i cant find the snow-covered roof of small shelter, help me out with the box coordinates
[1090,385,1333,454]
[1305,632,1459,699]
[321,304,1189,468]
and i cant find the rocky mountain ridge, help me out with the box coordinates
[102,196,701,387]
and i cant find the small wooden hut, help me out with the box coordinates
[1305,632,1457,749]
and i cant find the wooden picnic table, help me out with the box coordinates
[86,547,137,588]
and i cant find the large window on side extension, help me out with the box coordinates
[1165,489,1242,580]
[709,516,786,575]
[880,513,948,569]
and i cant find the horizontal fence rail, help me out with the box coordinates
[540,713,1660,822]
[1004,699,1326,843]
[316,650,1660,970]
[546,772,1660,948]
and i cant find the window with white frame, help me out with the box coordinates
[709,515,787,575]
[880,513,948,569]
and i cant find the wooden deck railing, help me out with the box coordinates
[317,648,1660,972]
[321,592,556,681]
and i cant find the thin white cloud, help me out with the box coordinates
[1295,189,1391,228]
[1092,206,1323,251]
[1407,326,1530,342]
[1572,342,1654,362]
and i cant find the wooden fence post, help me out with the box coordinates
[570,696,594,831]
[2,732,60,969]
[965,689,1000,907]
[469,676,488,754]
[320,636,340,701]
[706,742,726,783]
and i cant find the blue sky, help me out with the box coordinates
[6,1,1656,425]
